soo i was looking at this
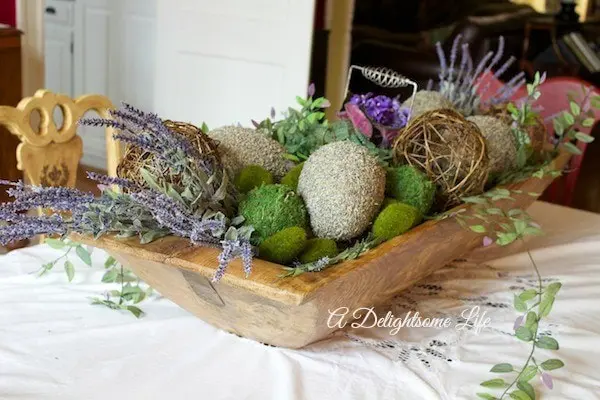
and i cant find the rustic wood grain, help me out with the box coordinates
[73,152,571,348]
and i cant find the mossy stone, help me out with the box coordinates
[234,165,273,194]
[372,202,420,241]
[299,238,338,264]
[258,226,307,264]
[239,184,308,242]
[386,165,435,216]
[402,90,454,119]
[467,115,517,175]
[280,162,304,190]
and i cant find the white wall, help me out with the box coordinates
[152,0,315,129]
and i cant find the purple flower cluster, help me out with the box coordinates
[213,238,253,283]
[349,93,410,128]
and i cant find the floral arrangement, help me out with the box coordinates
[0,34,598,398]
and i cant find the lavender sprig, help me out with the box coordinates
[213,238,253,282]
[0,215,66,245]
[86,171,133,188]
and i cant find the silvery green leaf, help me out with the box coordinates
[563,112,575,125]
[546,282,562,295]
[140,230,165,244]
[167,184,186,206]
[525,311,537,328]
[519,365,538,383]
[224,226,238,241]
[231,215,245,226]
[540,359,564,371]
[211,174,229,203]
[515,326,533,341]
[125,305,144,318]
[582,118,595,127]
[104,256,117,268]
[480,379,506,388]
[45,238,67,249]
[575,132,594,143]
[514,295,527,312]
[570,100,581,116]
[537,336,559,350]
[76,246,92,266]
[490,363,513,373]
[139,168,164,193]
[102,268,119,283]
[509,389,532,400]
[237,225,254,240]
[64,260,75,282]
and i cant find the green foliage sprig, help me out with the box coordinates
[438,188,543,247]
[256,93,332,161]
[477,250,564,400]
[552,87,599,156]
[282,235,381,277]
[44,237,149,318]
[506,72,544,169]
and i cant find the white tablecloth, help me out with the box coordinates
[1,202,600,400]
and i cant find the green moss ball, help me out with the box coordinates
[299,238,338,264]
[234,165,273,194]
[382,197,400,208]
[239,184,308,241]
[258,226,307,264]
[386,165,435,216]
[280,162,304,190]
[372,203,420,241]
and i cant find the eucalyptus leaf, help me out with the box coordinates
[490,363,513,373]
[574,132,594,143]
[582,118,595,127]
[537,336,559,350]
[570,100,581,116]
[76,246,92,266]
[470,225,486,233]
[480,378,506,388]
[540,359,564,371]
[514,295,527,312]
[45,238,67,249]
[64,260,75,282]
[515,326,533,341]
[516,381,535,400]
[562,142,582,155]
[519,365,538,382]
[519,289,537,301]
[476,393,497,400]
[509,389,532,400]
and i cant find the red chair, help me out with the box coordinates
[477,73,599,207]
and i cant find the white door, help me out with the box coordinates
[73,0,156,169]
[153,0,316,129]
[44,25,73,97]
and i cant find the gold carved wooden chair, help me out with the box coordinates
[0,89,122,249]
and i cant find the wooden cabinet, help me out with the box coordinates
[0,28,22,203]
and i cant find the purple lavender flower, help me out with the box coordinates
[307,83,316,98]
[0,215,66,245]
[86,171,133,188]
[213,238,253,282]
[541,372,554,389]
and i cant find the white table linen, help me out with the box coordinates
[1,201,600,400]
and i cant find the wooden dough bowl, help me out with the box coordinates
[73,153,570,348]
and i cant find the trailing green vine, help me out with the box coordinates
[477,247,563,400]
[43,237,149,318]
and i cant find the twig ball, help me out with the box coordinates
[208,126,293,179]
[392,109,490,209]
[467,115,517,175]
[402,90,454,119]
[117,120,222,188]
[298,141,385,241]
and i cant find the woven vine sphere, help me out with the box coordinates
[392,109,490,209]
[117,120,222,188]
